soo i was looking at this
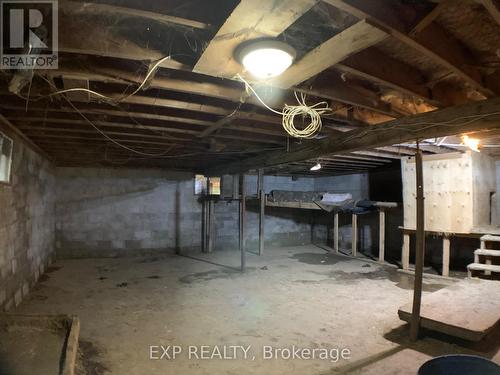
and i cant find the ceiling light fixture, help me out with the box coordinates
[236,39,296,79]
[462,135,481,152]
[310,162,322,171]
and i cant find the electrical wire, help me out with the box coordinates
[236,74,331,139]
[36,75,177,157]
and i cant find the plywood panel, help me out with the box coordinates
[402,151,495,234]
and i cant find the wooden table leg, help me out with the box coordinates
[334,212,339,254]
[352,213,357,257]
[379,209,385,262]
[442,236,450,277]
[402,233,410,270]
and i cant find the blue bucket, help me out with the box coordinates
[418,355,500,375]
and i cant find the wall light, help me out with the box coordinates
[310,163,322,171]
[236,39,296,79]
[462,135,481,152]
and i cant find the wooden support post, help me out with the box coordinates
[402,233,410,271]
[201,199,207,252]
[258,169,265,256]
[334,212,339,253]
[208,200,215,253]
[442,235,450,277]
[352,213,358,257]
[379,209,386,262]
[240,174,246,271]
[410,148,425,342]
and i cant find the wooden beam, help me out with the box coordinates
[478,0,500,25]
[336,48,431,103]
[410,148,425,342]
[206,97,500,175]
[240,174,247,271]
[379,209,386,262]
[297,71,397,116]
[334,212,339,253]
[60,1,210,29]
[258,169,265,256]
[409,1,452,36]
[0,103,215,127]
[352,213,358,256]
[324,0,497,97]
[58,17,188,70]
[193,0,317,78]
[268,19,388,89]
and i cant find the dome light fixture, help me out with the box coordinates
[236,39,296,79]
[310,162,322,171]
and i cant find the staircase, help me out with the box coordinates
[467,235,500,279]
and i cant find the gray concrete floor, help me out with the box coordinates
[14,245,500,374]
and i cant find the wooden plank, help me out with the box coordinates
[334,212,339,253]
[194,0,317,78]
[399,279,500,341]
[324,0,496,97]
[442,236,451,277]
[379,209,385,262]
[58,16,187,70]
[410,148,425,341]
[478,0,500,25]
[269,19,388,89]
[240,174,246,271]
[352,213,358,256]
[0,104,215,127]
[336,48,432,103]
[409,1,452,36]
[258,170,265,256]
[402,233,410,271]
[206,97,500,176]
[208,200,215,253]
[296,72,396,116]
[60,1,209,29]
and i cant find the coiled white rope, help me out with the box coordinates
[237,74,331,139]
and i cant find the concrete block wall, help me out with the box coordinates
[55,169,319,257]
[204,175,317,250]
[0,126,55,311]
[55,168,201,258]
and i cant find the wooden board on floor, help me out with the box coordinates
[398,279,500,341]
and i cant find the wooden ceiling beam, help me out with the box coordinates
[50,63,385,123]
[335,48,431,103]
[57,16,188,70]
[193,0,318,78]
[477,0,500,25]
[60,1,210,30]
[206,97,500,175]
[268,19,388,89]
[324,0,497,97]
[0,104,215,127]
[10,118,202,136]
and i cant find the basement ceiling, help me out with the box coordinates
[1,0,499,176]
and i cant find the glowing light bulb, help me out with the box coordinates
[462,135,480,152]
[310,163,322,171]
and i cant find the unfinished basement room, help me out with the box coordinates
[1,0,500,374]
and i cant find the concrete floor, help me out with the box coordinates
[13,245,500,374]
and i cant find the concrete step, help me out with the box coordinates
[480,234,500,243]
[474,249,500,257]
[467,263,500,275]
